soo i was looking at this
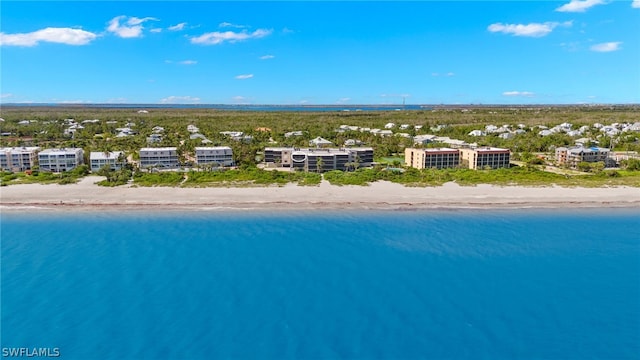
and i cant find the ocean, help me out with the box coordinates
[1,209,639,359]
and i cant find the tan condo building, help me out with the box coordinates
[555,146,612,168]
[0,147,40,172]
[460,147,510,169]
[404,148,460,169]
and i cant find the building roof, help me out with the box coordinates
[310,136,333,144]
[90,151,123,160]
[0,147,40,154]
[140,147,177,152]
[195,146,232,151]
[39,148,83,155]
[265,147,295,151]
[423,147,458,153]
[567,146,609,154]
[295,148,350,156]
[470,147,510,153]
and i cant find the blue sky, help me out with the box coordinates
[1,1,639,105]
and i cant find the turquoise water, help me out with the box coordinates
[2,209,639,359]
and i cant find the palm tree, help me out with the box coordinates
[316,157,324,173]
[117,152,127,170]
[344,161,354,172]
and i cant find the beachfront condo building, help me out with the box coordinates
[404,148,460,169]
[264,147,374,172]
[460,147,511,170]
[139,147,179,169]
[195,146,234,167]
[0,147,40,172]
[38,148,84,172]
[90,151,126,172]
[555,146,612,168]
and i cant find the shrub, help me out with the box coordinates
[621,158,640,171]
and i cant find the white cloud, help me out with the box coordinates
[556,0,606,12]
[232,96,253,104]
[503,91,535,97]
[337,97,351,104]
[128,17,157,26]
[0,27,97,46]
[219,22,247,29]
[56,99,93,104]
[488,21,572,37]
[168,22,187,31]
[107,16,158,38]
[235,74,254,80]
[159,96,201,104]
[431,72,455,77]
[166,59,198,65]
[633,0,640,8]
[150,28,162,33]
[590,41,622,52]
[191,29,272,45]
[1,93,14,98]
[259,54,275,60]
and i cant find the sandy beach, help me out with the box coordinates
[1,176,639,212]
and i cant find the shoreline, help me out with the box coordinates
[1,177,639,213]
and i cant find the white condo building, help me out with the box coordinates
[139,147,179,169]
[90,151,126,172]
[264,147,374,172]
[195,146,234,167]
[0,147,40,171]
[38,148,84,172]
